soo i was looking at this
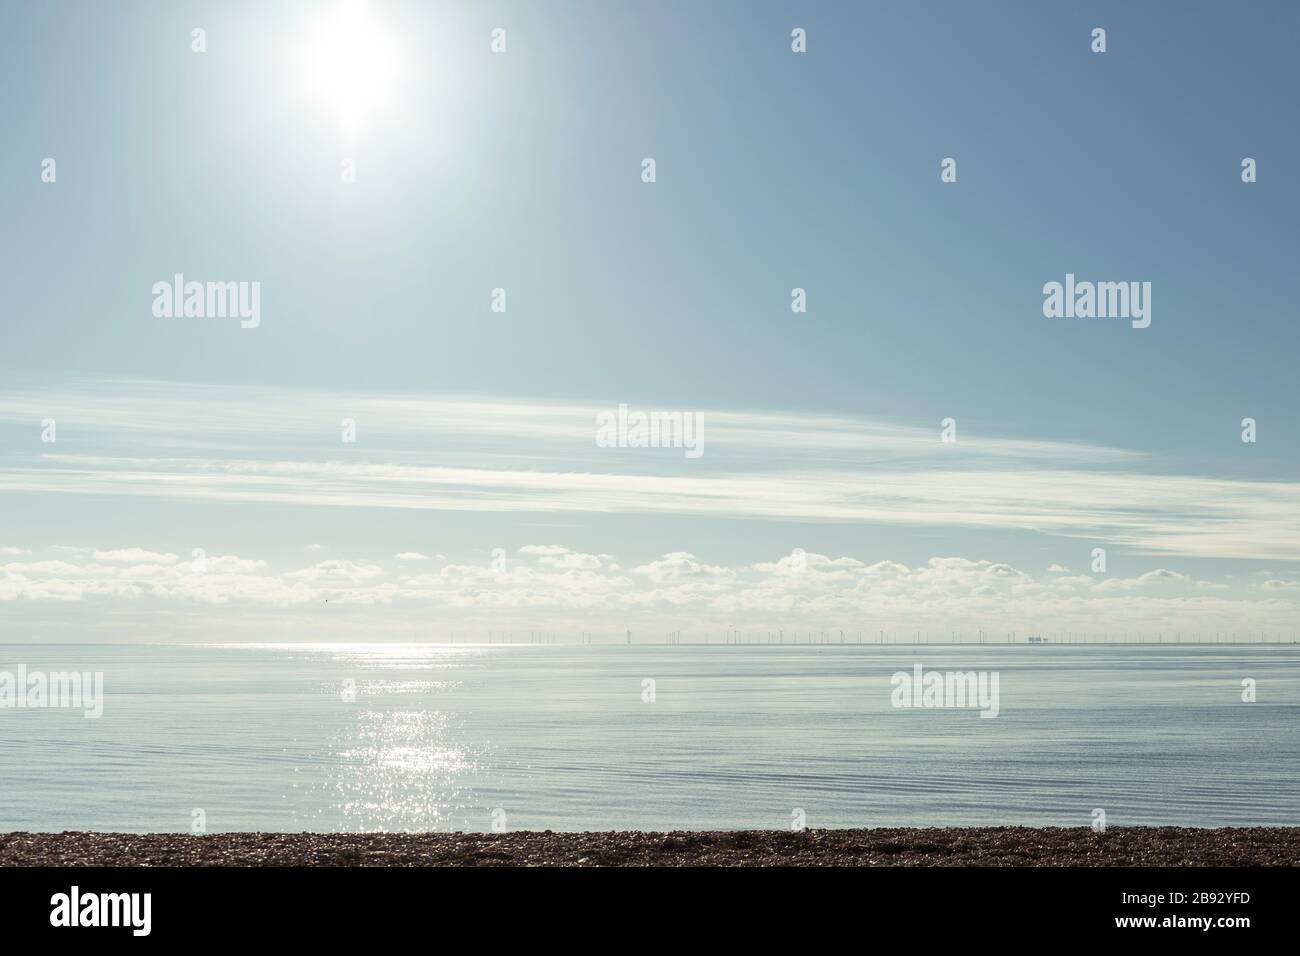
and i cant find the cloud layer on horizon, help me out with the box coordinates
[2,543,1297,639]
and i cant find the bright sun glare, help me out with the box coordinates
[294,0,400,138]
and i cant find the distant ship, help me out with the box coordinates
[1027,635,1048,644]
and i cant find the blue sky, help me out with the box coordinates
[2,1,1298,640]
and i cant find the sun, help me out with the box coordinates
[293,0,401,139]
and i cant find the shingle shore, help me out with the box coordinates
[2,827,1297,866]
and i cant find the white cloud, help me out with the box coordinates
[395,552,431,561]
[1093,569,1195,592]
[1,379,1296,564]
[286,560,385,584]
[541,553,603,570]
[92,548,179,563]
[9,453,1299,563]
[515,546,607,570]
[1,545,1296,638]
[204,555,270,574]
[633,552,734,585]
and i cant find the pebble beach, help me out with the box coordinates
[3,827,1298,867]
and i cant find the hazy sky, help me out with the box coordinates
[2,1,1298,640]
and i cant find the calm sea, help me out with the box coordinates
[1,643,1297,832]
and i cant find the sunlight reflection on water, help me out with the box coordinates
[3,643,1298,831]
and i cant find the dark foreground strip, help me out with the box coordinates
[4,826,1299,866]
[0,864,1285,943]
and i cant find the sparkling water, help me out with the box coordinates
[1,643,1296,832]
